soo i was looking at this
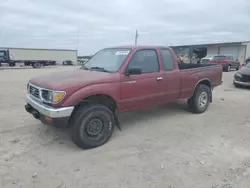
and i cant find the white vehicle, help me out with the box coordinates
[201,55,216,64]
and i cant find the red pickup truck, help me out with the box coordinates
[25,46,222,149]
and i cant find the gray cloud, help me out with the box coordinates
[1,0,250,54]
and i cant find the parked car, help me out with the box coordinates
[210,55,240,72]
[201,56,214,64]
[25,46,223,149]
[62,60,73,65]
[233,62,250,88]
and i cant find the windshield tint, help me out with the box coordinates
[82,48,131,72]
[213,56,226,60]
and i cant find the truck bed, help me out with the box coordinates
[178,63,218,70]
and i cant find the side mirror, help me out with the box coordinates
[125,68,142,76]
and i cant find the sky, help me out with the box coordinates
[1,0,250,55]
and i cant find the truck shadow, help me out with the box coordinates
[118,101,190,131]
[40,101,190,150]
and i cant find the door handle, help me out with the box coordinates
[156,77,163,81]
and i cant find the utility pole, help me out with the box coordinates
[134,30,139,45]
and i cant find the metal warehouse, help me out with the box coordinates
[0,47,77,64]
[171,41,250,64]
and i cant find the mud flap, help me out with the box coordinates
[209,89,212,102]
[114,111,121,131]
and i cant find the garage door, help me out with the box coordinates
[219,46,239,59]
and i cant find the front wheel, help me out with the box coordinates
[233,81,241,88]
[71,104,115,149]
[188,84,211,114]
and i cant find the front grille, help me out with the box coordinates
[29,85,40,99]
[240,74,250,82]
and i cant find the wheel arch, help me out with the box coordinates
[68,94,119,128]
[192,78,212,102]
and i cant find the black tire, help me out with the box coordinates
[188,84,211,114]
[233,82,241,88]
[9,62,15,67]
[32,62,42,68]
[71,104,115,149]
[236,65,240,71]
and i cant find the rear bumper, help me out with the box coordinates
[25,95,74,128]
[234,80,250,87]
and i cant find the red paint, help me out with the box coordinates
[29,46,223,112]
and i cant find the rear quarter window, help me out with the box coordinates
[160,49,174,71]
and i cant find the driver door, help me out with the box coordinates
[120,49,164,112]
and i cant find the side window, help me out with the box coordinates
[128,49,159,73]
[228,56,233,60]
[160,49,174,71]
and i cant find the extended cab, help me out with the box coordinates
[25,46,223,149]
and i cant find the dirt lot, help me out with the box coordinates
[0,66,250,188]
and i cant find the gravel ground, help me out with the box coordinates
[0,66,250,188]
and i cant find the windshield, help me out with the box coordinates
[213,56,226,60]
[246,63,250,68]
[81,48,131,72]
[0,51,6,57]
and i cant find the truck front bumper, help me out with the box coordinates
[25,95,74,128]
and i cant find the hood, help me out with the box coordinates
[29,69,120,92]
[238,66,250,75]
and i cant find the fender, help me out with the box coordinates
[61,82,120,108]
[192,78,212,102]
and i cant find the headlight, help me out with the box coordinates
[235,72,242,77]
[41,90,66,104]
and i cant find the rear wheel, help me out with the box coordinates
[71,104,115,149]
[188,84,211,114]
[236,65,240,71]
[32,62,42,68]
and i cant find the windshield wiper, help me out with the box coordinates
[90,67,110,72]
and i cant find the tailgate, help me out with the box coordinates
[210,60,228,65]
[210,55,228,65]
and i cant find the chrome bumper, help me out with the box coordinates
[27,95,74,118]
[234,80,250,86]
